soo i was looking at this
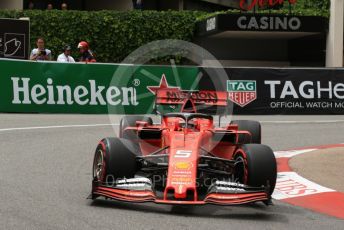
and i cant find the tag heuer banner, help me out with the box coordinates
[1,59,344,115]
[199,67,344,115]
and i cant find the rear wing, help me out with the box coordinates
[156,88,228,106]
[154,88,229,115]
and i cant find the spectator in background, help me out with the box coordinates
[28,1,35,10]
[61,3,68,10]
[30,37,52,61]
[57,45,75,63]
[47,3,53,10]
[77,41,96,63]
[132,0,143,9]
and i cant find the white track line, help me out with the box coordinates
[0,123,120,132]
[260,120,344,124]
[1,119,343,133]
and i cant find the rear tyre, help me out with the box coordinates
[231,120,261,144]
[234,144,277,195]
[93,137,139,184]
[119,115,153,139]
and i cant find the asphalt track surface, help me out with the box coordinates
[0,114,344,230]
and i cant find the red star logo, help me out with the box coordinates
[147,74,180,95]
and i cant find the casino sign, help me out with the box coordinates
[237,15,301,31]
[197,14,327,35]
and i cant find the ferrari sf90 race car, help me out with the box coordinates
[90,89,277,206]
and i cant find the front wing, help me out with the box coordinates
[91,179,270,205]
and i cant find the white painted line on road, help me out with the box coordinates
[0,123,120,132]
[0,119,343,132]
[274,149,317,158]
[261,120,344,124]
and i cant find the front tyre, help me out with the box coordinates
[234,144,277,195]
[92,137,139,184]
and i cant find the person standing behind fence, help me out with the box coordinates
[28,1,34,9]
[77,41,96,63]
[132,0,143,9]
[57,45,75,63]
[47,3,53,10]
[30,37,52,61]
[61,3,68,10]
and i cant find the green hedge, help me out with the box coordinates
[0,3,329,63]
[0,10,205,63]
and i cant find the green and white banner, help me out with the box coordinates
[0,59,199,114]
[3,59,344,115]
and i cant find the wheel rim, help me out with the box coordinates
[93,149,104,181]
[234,155,247,184]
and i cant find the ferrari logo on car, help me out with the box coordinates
[227,80,257,107]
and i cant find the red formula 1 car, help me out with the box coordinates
[90,89,277,206]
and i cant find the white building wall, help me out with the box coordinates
[0,0,23,10]
[326,0,344,67]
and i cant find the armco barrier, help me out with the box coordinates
[1,59,344,114]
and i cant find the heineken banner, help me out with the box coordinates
[1,59,344,114]
[0,59,199,114]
